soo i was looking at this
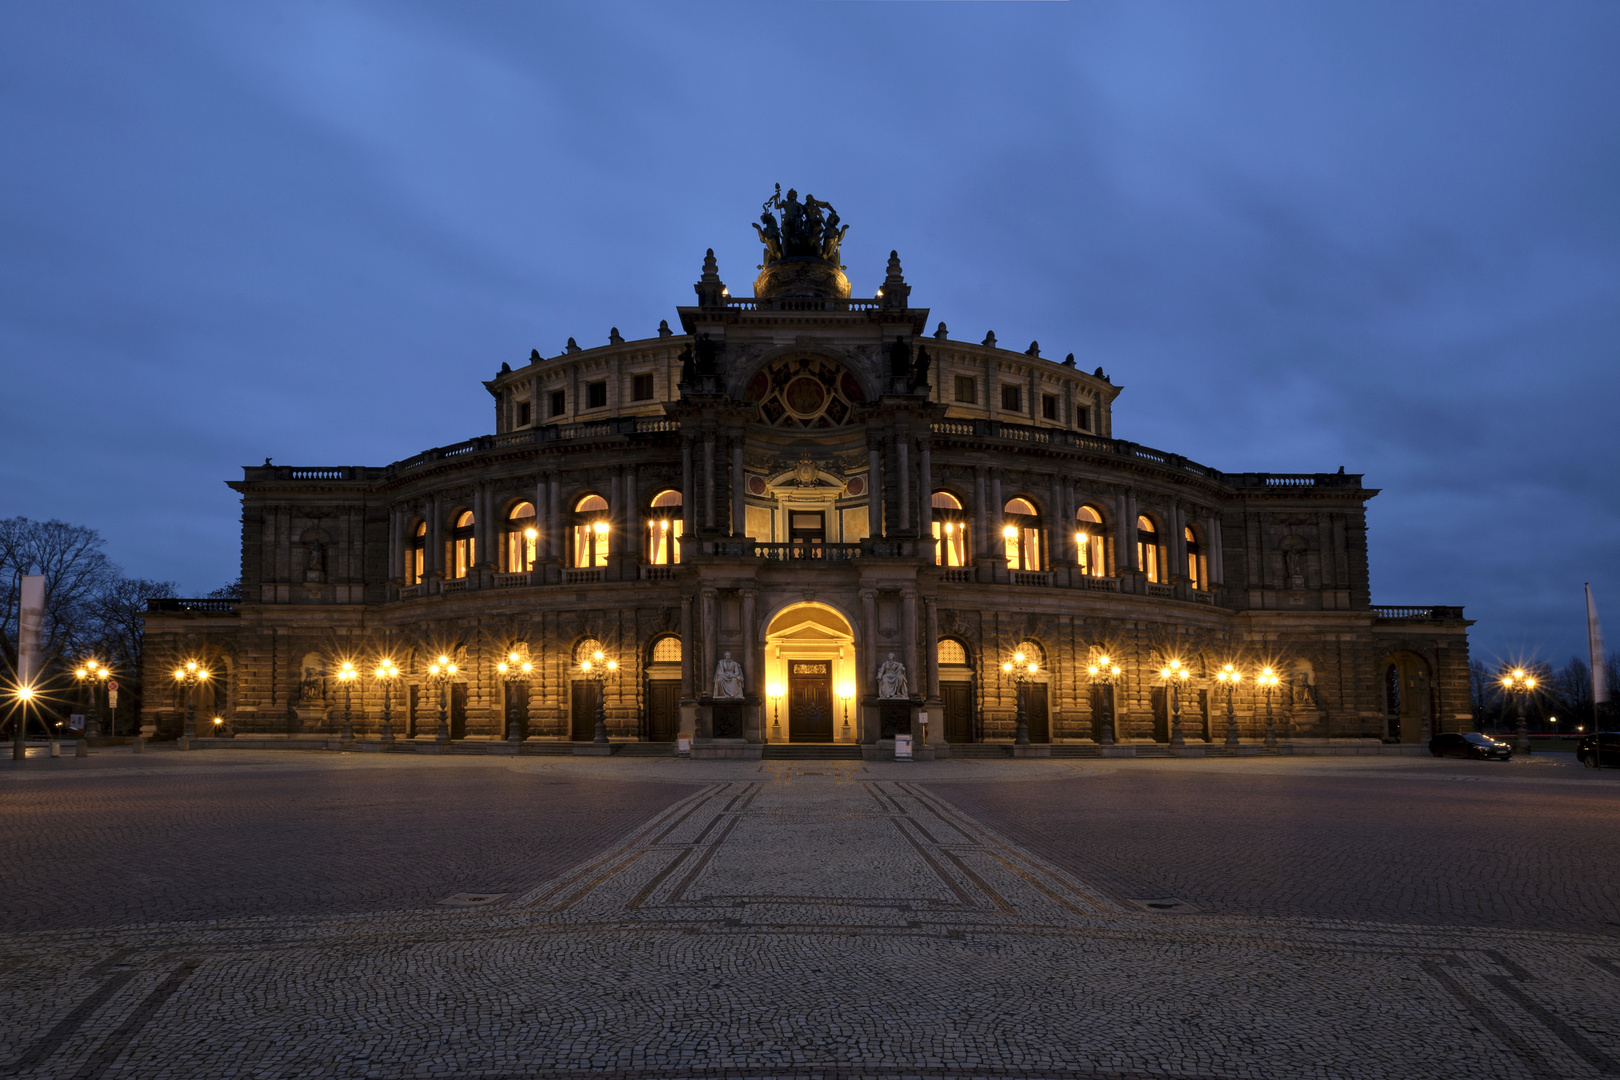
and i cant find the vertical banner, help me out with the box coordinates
[1589,583,1608,711]
[17,574,45,687]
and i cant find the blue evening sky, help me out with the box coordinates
[1,3,1616,666]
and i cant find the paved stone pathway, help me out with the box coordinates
[2,753,1618,1079]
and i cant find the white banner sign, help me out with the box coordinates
[18,574,45,686]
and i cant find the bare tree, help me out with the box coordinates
[0,517,116,674]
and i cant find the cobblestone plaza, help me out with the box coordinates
[3,751,1618,1079]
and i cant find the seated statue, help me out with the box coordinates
[877,653,909,699]
[713,652,745,700]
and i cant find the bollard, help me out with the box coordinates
[49,741,60,758]
[133,737,145,754]
[75,739,89,758]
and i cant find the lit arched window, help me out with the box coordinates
[1137,515,1162,583]
[574,638,604,665]
[937,638,969,666]
[572,495,609,568]
[408,521,426,585]
[1003,498,1042,571]
[1013,640,1044,667]
[647,490,683,565]
[932,491,969,567]
[505,502,537,573]
[450,510,475,579]
[1185,525,1206,590]
[1076,505,1106,577]
[650,635,682,663]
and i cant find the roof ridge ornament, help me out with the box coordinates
[749,186,853,301]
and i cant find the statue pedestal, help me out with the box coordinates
[293,705,328,732]
[691,697,762,759]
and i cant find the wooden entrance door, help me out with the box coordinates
[942,682,974,743]
[571,681,600,741]
[647,680,680,742]
[450,684,468,739]
[1150,687,1169,742]
[788,661,834,742]
[1018,683,1050,743]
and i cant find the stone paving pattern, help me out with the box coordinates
[1,749,1618,1080]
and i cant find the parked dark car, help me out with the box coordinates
[1576,733,1620,768]
[1429,732,1513,760]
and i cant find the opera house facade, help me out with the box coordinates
[143,192,1472,757]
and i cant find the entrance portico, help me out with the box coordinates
[763,602,857,743]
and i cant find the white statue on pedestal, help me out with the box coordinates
[713,651,745,700]
[877,653,909,699]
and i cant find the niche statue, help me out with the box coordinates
[877,653,909,699]
[713,652,745,700]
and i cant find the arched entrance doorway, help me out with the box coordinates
[764,603,857,743]
[1381,651,1433,743]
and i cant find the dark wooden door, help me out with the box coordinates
[647,681,679,742]
[571,681,599,741]
[942,682,973,743]
[408,685,420,738]
[450,683,468,739]
[789,661,833,741]
[1150,687,1169,742]
[1198,689,1211,741]
[504,682,529,740]
[1018,684,1050,743]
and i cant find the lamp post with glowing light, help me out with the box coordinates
[1215,664,1243,747]
[11,684,36,760]
[767,682,784,742]
[336,661,357,745]
[496,652,533,742]
[74,659,111,738]
[1157,659,1190,746]
[172,660,210,739]
[375,659,399,746]
[839,681,855,742]
[1086,655,1123,745]
[428,655,458,745]
[1501,668,1537,753]
[1002,651,1039,746]
[580,649,617,745]
[1258,667,1281,747]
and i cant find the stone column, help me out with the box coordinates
[679,595,693,699]
[1171,503,1188,583]
[534,477,548,561]
[429,495,444,580]
[860,589,878,694]
[897,438,910,532]
[549,474,562,561]
[731,439,745,537]
[903,591,918,697]
[868,441,884,537]
[741,588,757,738]
[704,435,716,530]
[924,598,940,700]
[624,463,639,567]
[681,437,694,535]
[1211,514,1224,584]
[974,466,988,558]
[918,444,933,540]
[989,472,1002,562]
[701,588,717,698]
[387,507,402,583]
[1050,474,1067,566]
[1115,491,1131,572]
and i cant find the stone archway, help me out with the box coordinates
[764,603,857,743]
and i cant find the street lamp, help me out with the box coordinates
[1258,667,1281,747]
[427,655,458,745]
[11,683,36,760]
[171,659,211,739]
[1501,668,1537,754]
[579,649,617,745]
[767,682,785,742]
[1157,658,1191,746]
[839,681,855,741]
[374,659,400,746]
[1002,651,1039,746]
[336,661,358,746]
[1086,655,1123,746]
[74,659,111,737]
[1215,664,1243,748]
[496,652,533,742]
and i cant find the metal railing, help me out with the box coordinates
[1372,606,1466,620]
[146,597,240,613]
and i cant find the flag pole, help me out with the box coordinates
[1587,584,1607,770]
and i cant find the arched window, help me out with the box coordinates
[572,495,610,568]
[1013,640,1045,667]
[505,502,537,573]
[1076,505,1106,577]
[649,635,682,663]
[931,491,970,567]
[574,638,605,665]
[647,490,683,565]
[408,521,426,585]
[1003,498,1042,571]
[1137,515,1162,583]
[1185,525,1206,591]
[937,638,969,666]
[450,510,475,579]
